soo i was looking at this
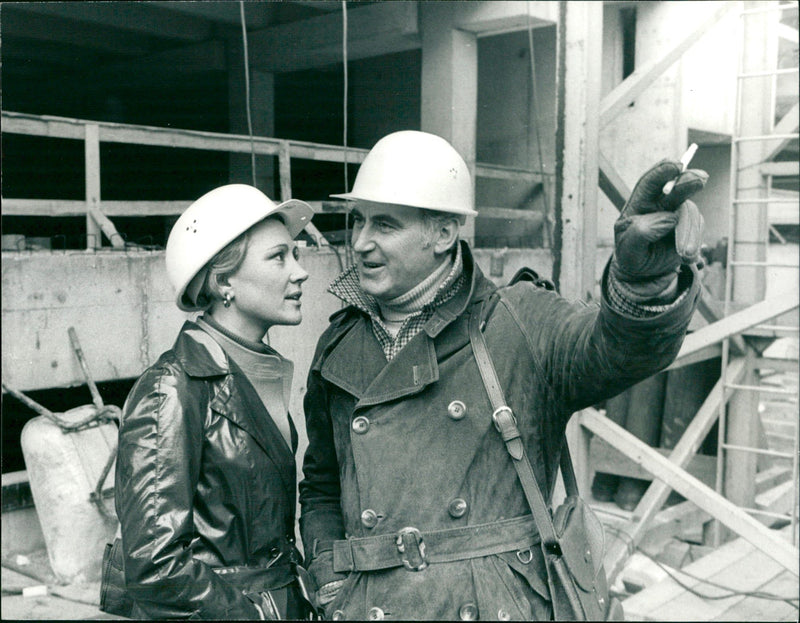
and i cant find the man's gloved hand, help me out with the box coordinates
[611,159,708,302]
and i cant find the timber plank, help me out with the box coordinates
[710,571,799,621]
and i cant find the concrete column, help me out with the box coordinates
[420,2,478,243]
[226,36,276,195]
[554,1,602,302]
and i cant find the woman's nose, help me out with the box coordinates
[291,257,309,283]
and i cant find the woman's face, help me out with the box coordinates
[225,218,309,335]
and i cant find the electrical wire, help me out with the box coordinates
[342,0,353,269]
[239,1,257,187]
[605,525,799,609]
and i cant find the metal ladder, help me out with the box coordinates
[716,0,799,545]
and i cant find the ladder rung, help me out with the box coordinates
[729,260,800,268]
[732,198,800,204]
[720,444,796,459]
[740,507,797,521]
[734,133,800,142]
[724,383,798,396]
[738,67,799,79]
[741,3,798,16]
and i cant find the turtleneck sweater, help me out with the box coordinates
[376,253,455,338]
[196,315,294,450]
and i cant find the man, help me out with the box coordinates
[300,130,706,620]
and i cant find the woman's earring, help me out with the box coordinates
[223,292,234,308]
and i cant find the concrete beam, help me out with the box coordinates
[247,2,419,73]
[450,1,558,36]
[14,1,214,41]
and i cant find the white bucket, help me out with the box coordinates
[20,405,118,584]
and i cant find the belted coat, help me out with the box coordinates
[114,322,302,619]
[300,244,699,621]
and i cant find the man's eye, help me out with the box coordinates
[377,221,394,232]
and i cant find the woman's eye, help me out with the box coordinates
[271,251,286,261]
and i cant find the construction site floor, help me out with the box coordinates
[621,524,799,621]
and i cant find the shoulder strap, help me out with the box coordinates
[468,300,578,548]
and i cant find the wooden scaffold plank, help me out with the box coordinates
[580,408,799,577]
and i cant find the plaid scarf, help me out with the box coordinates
[329,245,467,360]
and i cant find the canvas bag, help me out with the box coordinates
[469,294,624,621]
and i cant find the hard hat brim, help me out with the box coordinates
[330,192,478,217]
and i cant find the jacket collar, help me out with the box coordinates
[173,320,231,378]
[319,242,497,405]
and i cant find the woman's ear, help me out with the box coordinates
[208,272,230,301]
[433,217,460,255]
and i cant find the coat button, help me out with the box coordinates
[368,606,385,620]
[448,498,468,518]
[331,610,344,620]
[447,400,467,420]
[498,608,511,620]
[459,602,478,620]
[361,509,379,528]
[352,416,370,434]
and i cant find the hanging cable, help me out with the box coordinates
[527,2,553,248]
[240,1,257,187]
[605,525,799,609]
[342,0,353,268]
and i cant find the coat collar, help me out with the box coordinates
[173,321,231,378]
[320,242,497,405]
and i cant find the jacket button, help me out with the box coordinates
[361,509,378,528]
[447,400,467,420]
[332,610,344,620]
[352,416,370,434]
[368,606,385,620]
[459,602,478,620]
[498,608,511,621]
[448,498,468,518]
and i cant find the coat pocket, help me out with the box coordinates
[471,551,552,621]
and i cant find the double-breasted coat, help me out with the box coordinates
[114,322,303,619]
[300,244,699,620]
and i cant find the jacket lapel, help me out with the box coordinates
[174,322,295,494]
[210,364,295,495]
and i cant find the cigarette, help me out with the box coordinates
[662,143,698,195]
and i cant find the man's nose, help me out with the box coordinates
[351,225,376,253]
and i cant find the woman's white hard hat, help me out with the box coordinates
[331,130,477,216]
[166,184,313,311]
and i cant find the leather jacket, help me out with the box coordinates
[115,322,302,619]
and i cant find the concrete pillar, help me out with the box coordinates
[420,2,478,243]
[226,36,276,195]
[554,0,602,302]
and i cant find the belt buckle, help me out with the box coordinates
[492,406,516,433]
[396,527,428,571]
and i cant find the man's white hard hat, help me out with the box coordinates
[331,130,477,216]
[166,184,313,311]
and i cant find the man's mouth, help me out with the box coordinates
[360,260,384,270]
[285,291,302,301]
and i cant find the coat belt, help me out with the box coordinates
[333,515,539,573]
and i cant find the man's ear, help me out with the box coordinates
[433,217,461,255]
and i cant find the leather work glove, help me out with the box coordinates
[610,159,708,302]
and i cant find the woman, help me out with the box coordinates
[100,184,316,619]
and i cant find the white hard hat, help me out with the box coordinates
[331,130,477,216]
[166,184,313,311]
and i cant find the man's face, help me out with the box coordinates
[349,202,442,301]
